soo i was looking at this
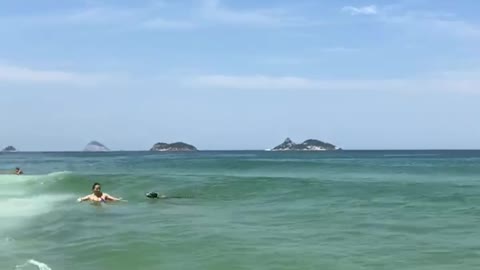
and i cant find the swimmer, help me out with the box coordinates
[145,192,167,199]
[145,192,187,199]
[77,182,124,203]
[15,167,23,175]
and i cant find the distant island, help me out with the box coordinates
[83,141,110,152]
[270,138,339,151]
[1,146,17,152]
[150,142,197,152]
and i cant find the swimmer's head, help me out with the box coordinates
[146,192,158,199]
[92,182,102,196]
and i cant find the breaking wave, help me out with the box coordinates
[0,171,83,270]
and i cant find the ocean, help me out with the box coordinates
[1,150,480,270]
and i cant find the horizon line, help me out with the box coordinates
[3,149,480,153]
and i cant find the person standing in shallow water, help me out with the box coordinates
[77,182,124,203]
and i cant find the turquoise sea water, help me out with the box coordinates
[1,150,480,270]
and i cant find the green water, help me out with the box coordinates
[1,150,480,269]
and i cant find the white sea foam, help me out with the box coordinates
[0,175,40,185]
[0,194,74,234]
[0,194,73,218]
[0,173,69,270]
[0,172,74,231]
[0,171,71,186]
[16,259,52,270]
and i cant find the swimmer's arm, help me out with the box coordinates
[104,193,124,201]
[77,195,91,202]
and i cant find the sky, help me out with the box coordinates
[0,0,479,151]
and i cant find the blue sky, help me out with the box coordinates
[0,0,479,151]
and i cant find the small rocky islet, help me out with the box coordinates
[270,137,339,151]
[83,141,110,152]
[1,146,17,152]
[150,142,198,152]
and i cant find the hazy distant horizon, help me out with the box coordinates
[3,143,480,152]
[1,0,479,151]
[3,138,480,152]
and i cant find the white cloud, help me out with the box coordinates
[2,62,478,94]
[0,64,112,86]
[186,72,480,93]
[198,0,314,27]
[0,0,313,30]
[200,0,281,26]
[0,65,79,83]
[340,3,480,39]
[189,75,319,90]
[338,3,480,39]
[0,6,140,26]
[140,0,311,29]
[65,7,137,24]
[423,17,480,38]
[0,4,187,29]
[378,11,480,38]
[188,74,409,91]
[342,5,378,16]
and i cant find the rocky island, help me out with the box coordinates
[83,141,110,152]
[1,146,17,152]
[271,138,339,151]
[150,142,197,152]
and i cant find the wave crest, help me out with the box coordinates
[16,259,52,270]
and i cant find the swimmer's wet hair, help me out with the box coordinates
[92,182,101,190]
[146,192,158,198]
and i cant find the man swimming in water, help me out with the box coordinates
[77,182,123,203]
[15,167,23,175]
[145,192,166,199]
[145,191,187,199]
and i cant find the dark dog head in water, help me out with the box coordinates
[146,192,159,199]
